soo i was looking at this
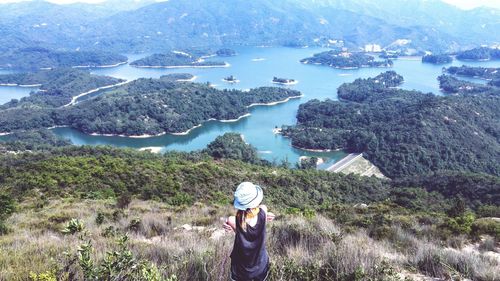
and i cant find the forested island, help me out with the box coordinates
[216,48,237,57]
[456,47,500,61]
[0,47,128,70]
[282,72,500,178]
[130,52,228,68]
[222,75,239,83]
[0,79,301,136]
[337,71,404,102]
[0,69,125,108]
[301,50,393,69]
[421,54,453,64]
[272,77,297,85]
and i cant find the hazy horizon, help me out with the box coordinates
[0,0,500,10]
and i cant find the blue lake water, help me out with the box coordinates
[2,47,500,165]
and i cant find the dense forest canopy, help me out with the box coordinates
[0,47,127,70]
[0,69,124,108]
[421,54,453,64]
[437,74,493,94]
[282,72,500,178]
[130,52,226,67]
[301,50,393,69]
[456,47,500,61]
[444,65,500,87]
[0,80,301,136]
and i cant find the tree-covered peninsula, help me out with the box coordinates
[301,50,393,69]
[0,69,125,108]
[456,47,500,61]
[0,47,127,70]
[437,75,493,94]
[445,65,500,84]
[0,79,301,136]
[421,54,453,64]
[282,72,500,178]
[130,52,227,68]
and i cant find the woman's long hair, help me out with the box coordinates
[236,207,260,232]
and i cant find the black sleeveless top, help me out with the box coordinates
[230,208,270,281]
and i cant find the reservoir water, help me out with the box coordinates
[2,47,500,165]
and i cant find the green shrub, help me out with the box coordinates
[95,212,105,225]
[471,218,500,239]
[477,205,500,218]
[128,218,142,232]
[61,218,85,235]
[445,213,475,235]
[29,270,57,281]
[0,219,9,235]
[76,235,172,281]
[0,193,15,219]
[116,192,132,209]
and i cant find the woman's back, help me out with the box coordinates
[230,208,269,281]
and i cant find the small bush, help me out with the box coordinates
[116,192,132,209]
[76,235,172,281]
[445,213,475,234]
[479,236,496,252]
[128,218,142,232]
[477,205,500,218]
[471,218,500,239]
[29,270,57,281]
[101,226,118,238]
[95,212,105,225]
[0,219,9,235]
[61,218,85,235]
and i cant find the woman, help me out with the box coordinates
[223,182,275,281]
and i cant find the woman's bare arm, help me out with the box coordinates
[260,205,275,222]
[223,216,236,232]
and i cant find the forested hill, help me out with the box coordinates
[0,47,127,70]
[0,80,301,136]
[456,47,500,61]
[301,50,393,69]
[3,0,499,54]
[444,66,500,88]
[0,69,125,109]
[130,53,227,68]
[282,72,500,178]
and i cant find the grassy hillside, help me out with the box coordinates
[0,145,498,280]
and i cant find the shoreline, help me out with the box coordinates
[272,80,298,85]
[63,80,130,107]
[21,95,300,139]
[292,144,343,153]
[177,75,198,82]
[72,61,128,69]
[247,95,303,108]
[170,124,202,136]
[131,62,231,69]
[138,147,163,153]
[0,83,42,87]
[214,113,251,123]
[222,78,240,83]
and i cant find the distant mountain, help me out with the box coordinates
[0,0,497,53]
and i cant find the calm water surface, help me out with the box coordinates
[2,47,500,165]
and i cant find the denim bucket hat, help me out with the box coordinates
[233,182,263,210]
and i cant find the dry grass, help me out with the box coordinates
[1,199,499,281]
